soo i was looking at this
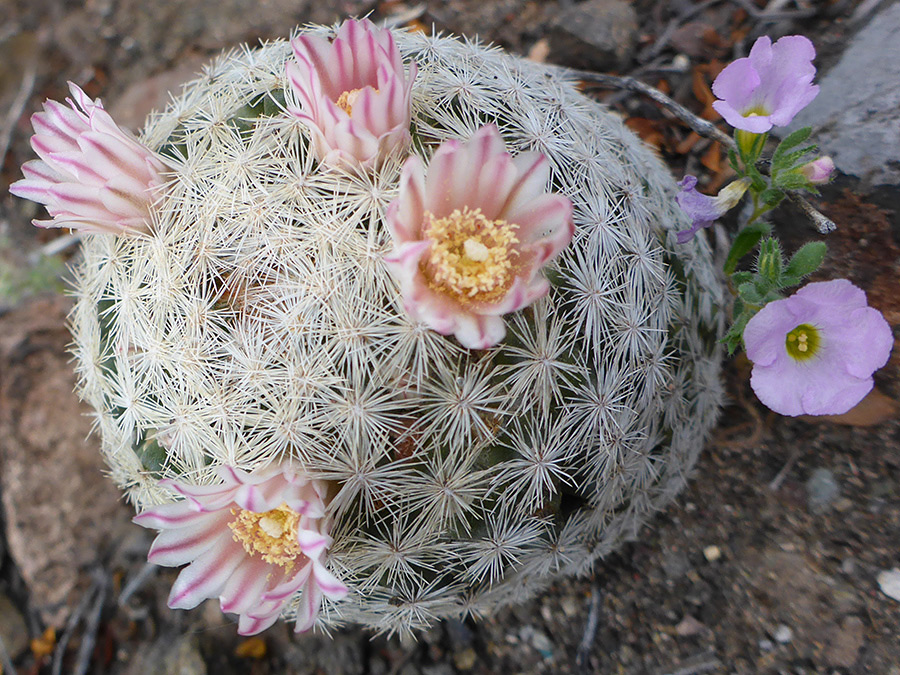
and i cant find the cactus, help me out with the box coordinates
[67,25,725,635]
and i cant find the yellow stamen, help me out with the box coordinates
[422,207,520,304]
[335,87,378,115]
[785,323,820,361]
[229,503,303,570]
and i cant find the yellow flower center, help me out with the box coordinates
[229,503,303,570]
[785,323,820,361]
[422,207,520,305]
[335,87,377,115]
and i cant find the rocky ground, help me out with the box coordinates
[1,1,898,673]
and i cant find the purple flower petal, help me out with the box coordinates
[711,34,819,132]
[744,279,893,416]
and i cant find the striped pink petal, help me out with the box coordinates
[9,82,165,235]
[287,19,416,171]
[384,124,575,350]
[134,464,348,635]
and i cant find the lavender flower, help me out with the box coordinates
[743,279,893,416]
[674,175,751,243]
[9,83,166,235]
[712,35,819,134]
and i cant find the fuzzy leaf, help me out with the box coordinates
[772,127,812,161]
[760,187,785,208]
[731,271,753,286]
[773,144,818,173]
[783,241,827,280]
[774,170,814,191]
[738,281,764,305]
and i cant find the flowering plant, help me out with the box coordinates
[675,34,893,416]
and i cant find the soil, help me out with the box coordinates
[1,1,898,674]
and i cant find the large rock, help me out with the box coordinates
[0,295,133,625]
[788,3,900,186]
[549,0,638,71]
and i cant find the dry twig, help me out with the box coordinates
[575,581,602,673]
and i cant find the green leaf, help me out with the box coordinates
[723,221,771,274]
[722,311,752,355]
[774,170,814,191]
[773,144,819,172]
[772,127,813,161]
[731,271,753,286]
[783,241,827,280]
[746,163,768,192]
[728,148,741,174]
[738,282,764,305]
[760,187,785,208]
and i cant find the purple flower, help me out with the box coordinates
[744,279,893,417]
[712,35,819,134]
[674,175,750,243]
[800,156,835,185]
[9,83,166,235]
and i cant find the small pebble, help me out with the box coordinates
[877,567,900,601]
[452,648,477,671]
[703,545,722,562]
[806,468,840,513]
[773,625,793,644]
[675,615,705,637]
[759,639,774,652]
[841,558,857,575]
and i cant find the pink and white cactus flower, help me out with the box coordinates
[9,82,166,235]
[134,465,348,635]
[287,18,417,170]
[384,124,575,349]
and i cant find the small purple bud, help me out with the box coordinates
[800,156,834,185]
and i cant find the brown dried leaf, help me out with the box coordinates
[805,389,898,427]
[625,117,666,149]
[31,627,56,660]
[527,38,550,63]
[235,636,267,659]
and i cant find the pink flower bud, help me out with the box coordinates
[287,19,417,171]
[9,83,166,235]
[384,124,575,349]
[800,156,835,184]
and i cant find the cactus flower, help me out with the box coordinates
[9,82,166,235]
[384,124,575,349]
[675,175,751,243]
[711,35,819,134]
[287,18,416,170]
[743,279,893,416]
[134,465,348,635]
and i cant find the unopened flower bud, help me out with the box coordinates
[800,156,835,185]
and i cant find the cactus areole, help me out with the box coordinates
[68,24,725,635]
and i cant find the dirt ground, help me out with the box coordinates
[1,1,898,673]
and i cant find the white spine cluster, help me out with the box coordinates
[70,28,725,635]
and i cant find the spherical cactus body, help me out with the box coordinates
[69,25,725,635]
